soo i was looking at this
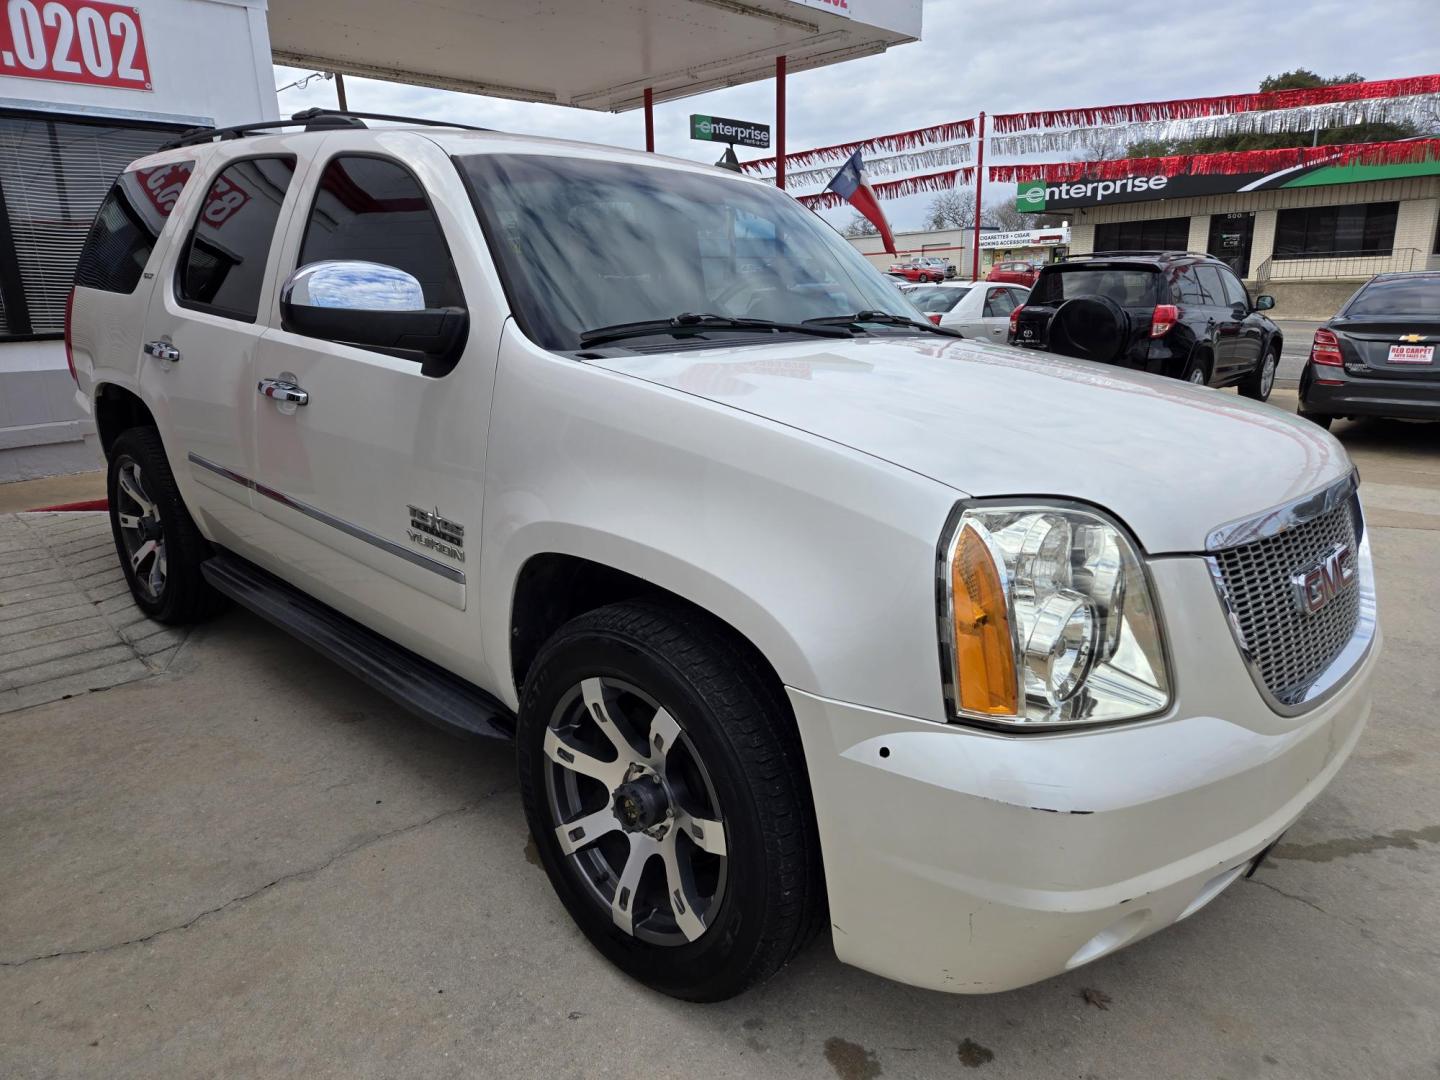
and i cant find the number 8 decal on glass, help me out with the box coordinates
[2,0,150,90]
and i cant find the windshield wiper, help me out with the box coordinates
[579,312,852,348]
[804,310,964,338]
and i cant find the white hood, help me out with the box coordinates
[586,336,1353,554]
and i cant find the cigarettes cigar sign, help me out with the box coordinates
[689,114,771,149]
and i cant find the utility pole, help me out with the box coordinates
[334,72,348,111]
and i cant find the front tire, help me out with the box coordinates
[517,600,821,1001]
[1239,346,1279,401]
[107,427,227,624]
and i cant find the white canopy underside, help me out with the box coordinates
[267,0,921,112]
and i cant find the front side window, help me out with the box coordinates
[178,157,296,322]
[298,155,463,309]
[1193,266,1227,306]
[1218,268,1249,308]
[458,154,919,351]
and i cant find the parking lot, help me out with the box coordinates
[0,391,1435,1080]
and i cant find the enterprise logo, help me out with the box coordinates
[1018,174,1169,210]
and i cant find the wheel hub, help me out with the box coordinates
[612,773,670,832]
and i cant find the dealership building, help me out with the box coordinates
[1019,158,1440,315]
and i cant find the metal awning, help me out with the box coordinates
[266,0,921,112]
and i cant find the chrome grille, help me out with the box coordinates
[1213,499,1362,704]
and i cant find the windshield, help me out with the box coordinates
[1344,277,1440,318]
[1030,267,1158,308]
[459,154,922,350]
[909,286,969,313]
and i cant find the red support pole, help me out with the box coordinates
[972,111,986,282]
[775,55,787,189]
[643,87,655,153]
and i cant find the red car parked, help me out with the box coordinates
[887,260,946,283]
[987,260,1042,286]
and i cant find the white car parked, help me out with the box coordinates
[67,111,1378,1002]
[907,281,1029,340]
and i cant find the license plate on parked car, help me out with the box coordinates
[1388,344,1434,364]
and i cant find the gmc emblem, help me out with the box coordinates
[1290,543,1356,615]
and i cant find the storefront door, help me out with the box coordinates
[1207,212,1255,279]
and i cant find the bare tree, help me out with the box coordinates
[924,189,976,230]
[840,212,878,237]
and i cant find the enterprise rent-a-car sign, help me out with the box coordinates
[1017,158,1440,212]
[689,114,770,149]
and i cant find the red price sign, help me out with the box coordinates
[1,0,151,91]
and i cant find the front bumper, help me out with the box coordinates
[789,555,1378,994]
[1300,366,1440,421]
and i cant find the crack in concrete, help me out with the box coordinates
[0,795,505,969]
[1247,877,1328,916]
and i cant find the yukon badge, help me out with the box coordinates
[1290,542,1355,615]
[407,505,465,563]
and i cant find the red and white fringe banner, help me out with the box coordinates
[775,143,974,190]
[740,118,975,174]
[991,75,1440,133]
[796,167,973,210]
[988,96,1440,157]
[987,138,1440,183]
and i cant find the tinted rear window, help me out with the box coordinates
[74,162,194,294]
[1030,267,1158,307]
[910,287,968,313]
[1344,278,1440,318]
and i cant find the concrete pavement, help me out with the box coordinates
[1,396,1438,1079]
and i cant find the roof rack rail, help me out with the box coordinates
[1064,250,1214,261]
[159,108,490,151]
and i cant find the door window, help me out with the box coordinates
[984,288,1018,317]
[1170,265,1204,305]
[1192,266,1226,306]
[75,163,194,295]
[177,157,297,322]
[1218,268,1249,308]
[298,155,463,309]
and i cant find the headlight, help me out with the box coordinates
[940,502,1171,729]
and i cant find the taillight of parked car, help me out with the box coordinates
[63,287,78,384]
[1009,305,1023,336]
[1149,304,1178,338]
[1310,327,1344,384]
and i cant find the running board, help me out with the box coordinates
[202,552,514,742]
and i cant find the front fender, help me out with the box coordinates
[478,327,959,719]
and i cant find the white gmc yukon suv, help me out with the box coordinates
[66,111,1379,1002]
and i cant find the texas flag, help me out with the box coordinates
[826,150,896,255]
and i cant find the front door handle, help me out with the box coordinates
[143,340,181,363]
[257,377,309,407]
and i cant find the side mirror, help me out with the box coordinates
[280,260,467,374]
[1254,294,1275,311]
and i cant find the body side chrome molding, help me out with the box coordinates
[1204,470,1359,553]
[187,453,465,585]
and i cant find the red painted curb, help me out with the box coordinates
[27,498,109,513]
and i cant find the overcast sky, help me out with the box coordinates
[273,0,1440,230]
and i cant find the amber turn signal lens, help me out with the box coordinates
[951,523,1019,716]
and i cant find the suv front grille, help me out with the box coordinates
[1212,498,1362,705]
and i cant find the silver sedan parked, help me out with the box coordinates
[905,282,1029,341]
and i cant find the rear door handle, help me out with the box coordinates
[257,377,309,406]
[143,340,181,363]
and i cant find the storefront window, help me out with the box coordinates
[1273,202,1398,260]
[0,112,182,339]
[1094,216,1190,253]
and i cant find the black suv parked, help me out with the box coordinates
[1010,251,1282,400]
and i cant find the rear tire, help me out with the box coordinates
[1182,351,1212,387]
[1298,410,1333,430]
[1239,346,1279,401]
[107,427,227,624]
[517,600,822,1002]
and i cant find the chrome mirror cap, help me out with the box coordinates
[280,260,425,312]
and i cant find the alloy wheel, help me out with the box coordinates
[542,677,727,946]
[1188,367,1206,385]
[114,459,167,601]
